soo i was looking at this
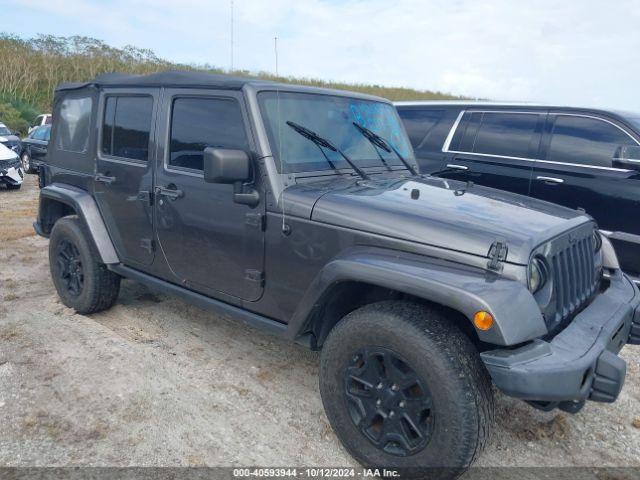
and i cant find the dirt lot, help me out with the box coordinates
[1,175,640,470]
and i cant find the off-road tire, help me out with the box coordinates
[49,215,120,314]
[6,183,21,190]
[319,301,494,479]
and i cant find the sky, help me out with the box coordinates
[3,0,640,111]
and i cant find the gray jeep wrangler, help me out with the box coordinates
[35,71,640,475]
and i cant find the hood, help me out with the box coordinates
[287,175,591,265]
[0,134,19,143]
[0,143,18,161]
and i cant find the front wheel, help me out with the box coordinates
[319,301,494,478]
[21,152,32,173]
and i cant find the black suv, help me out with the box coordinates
[35,72,640,474]
[396,102,640,282]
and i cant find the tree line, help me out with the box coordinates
[0,33,461,134]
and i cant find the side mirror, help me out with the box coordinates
[613,145,640,171]
[203,147,259,207]
[203,147,251,183]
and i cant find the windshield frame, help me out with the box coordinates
[0,125,11,136]
[256,89,415,175]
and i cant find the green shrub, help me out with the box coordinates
[0,102,28,135]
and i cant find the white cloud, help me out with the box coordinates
[6,0,640,110]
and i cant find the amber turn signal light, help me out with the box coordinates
[473,311,494,331]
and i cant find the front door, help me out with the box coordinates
[437,110,545,196]
[531,113,640,275]
[28,126,50,163]
[154,89,264,302]
[94,89,159,268]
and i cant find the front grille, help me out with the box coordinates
[0,157,21,170]
[548,229,600,329]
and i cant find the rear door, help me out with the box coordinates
[438,110,545,196]
[94,89,159,269]
[531,113,640,275]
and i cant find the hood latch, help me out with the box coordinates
[487,241,508,272]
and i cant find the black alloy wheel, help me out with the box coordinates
[345,347,434,457]
[55,239,84,297]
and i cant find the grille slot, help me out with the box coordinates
[550,233,599,328]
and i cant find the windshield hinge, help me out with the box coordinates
[245,212,266,231]
[487,241,508,272]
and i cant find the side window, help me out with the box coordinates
[168,97,249,171]
[56,97,93,153]
[547,115,637,167]
[398,109,446,148]
[32,115,42,128]
[473,113,540,158]
[44,115,52,125]
[450,112,540,159]
[43,126,52,142]
[101,96,154,161]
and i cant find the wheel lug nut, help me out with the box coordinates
[399,401,406,408]
[391,384,399,391]
[389,411,395,418]
[376,382,384,390]
[376,399,382,406]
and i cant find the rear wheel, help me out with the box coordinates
[6,183,21,190]
[319,301,494,478]
[49,216,120,314]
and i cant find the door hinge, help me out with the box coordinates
[245,269,265,286]
[245,213,266,231]
[487,240,508,271]
[140,238,155,254]
[137,190,153,206]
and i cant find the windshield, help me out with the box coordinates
[624,116,640,131]
[258,91,414,173]
[0,126,11,136]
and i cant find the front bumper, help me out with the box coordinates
[481,271,640,410]
[0,166,24,185]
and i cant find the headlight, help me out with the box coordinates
[592,231,603,252]
[528,257,547,293]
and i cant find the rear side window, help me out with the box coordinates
[101,96,154,161]
[450,112,541,159]
[547,115,637,167]
[398,109,446,148]
[56,97,92,153]
[169,97,249,171]
[45,116,52,125]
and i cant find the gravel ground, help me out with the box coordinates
[1,175,640,471]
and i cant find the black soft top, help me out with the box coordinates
[55,70,389,104]
[56,70,275,92]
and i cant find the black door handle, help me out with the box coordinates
[155,185,184,200]
[95,173,116,184]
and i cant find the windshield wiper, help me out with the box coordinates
[352,122,419,176]
[286,121,370,180]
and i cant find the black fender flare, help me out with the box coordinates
[36,183,119,264]
[286,247,546,346]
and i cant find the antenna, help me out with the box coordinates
[274,36,279,76]
[230,0,234,72]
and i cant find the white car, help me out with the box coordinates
[0,142,24,190]
[28,114,52,134]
